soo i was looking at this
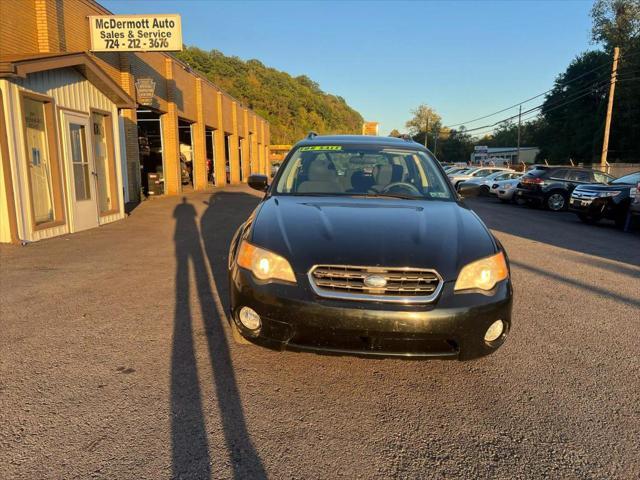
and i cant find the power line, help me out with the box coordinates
[465,78,616,138]
[446,62,611,128]
[461,77,611,134]
[446,49,638,129]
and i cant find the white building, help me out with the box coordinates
[471,147,540,166]
[0,53,132,243]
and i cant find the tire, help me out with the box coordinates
[545,192,567,211]
[578,213,600,225]
[480,185,490,196]
[230,321,251,345]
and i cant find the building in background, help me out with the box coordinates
[0,0,270,244]
[470,147,540,166]
[362,122,379,136]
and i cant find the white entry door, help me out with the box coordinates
[61,112,99,232]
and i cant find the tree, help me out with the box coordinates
[537,51,610,163]
[388,129,402,137]
[175,46,363,143]
[439,127,474,163]
[591,0,640,50]
[590,0,640,163]
[405,104,442,148]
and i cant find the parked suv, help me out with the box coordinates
[570,171,640,227]
[515,166,614,211]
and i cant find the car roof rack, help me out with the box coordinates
[307,131,318,139]
[398,134,414,142]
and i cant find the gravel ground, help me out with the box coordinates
[1,187,638,480]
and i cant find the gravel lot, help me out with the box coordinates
[1,187,638,479]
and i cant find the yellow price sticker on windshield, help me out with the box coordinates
[299,146,343,152]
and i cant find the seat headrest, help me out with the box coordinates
[374,164,393,185]
[307,159,336,181]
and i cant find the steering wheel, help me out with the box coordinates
[380,182,421,195]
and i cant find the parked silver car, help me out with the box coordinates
[461,170,520,195]
[450,167,512,190]
[490,175,525,202]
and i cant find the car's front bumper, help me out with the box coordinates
[229,268,513,360]
[515,188,544,204]
[569,195,608,216]
[496,187,517,200]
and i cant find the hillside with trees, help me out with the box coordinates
[175,47,363,144]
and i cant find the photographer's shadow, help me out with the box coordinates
[171,194,264,479]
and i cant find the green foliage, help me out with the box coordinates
[175,47,363,144]
[388,129,401,137]
[591,0,640,50]
[439,127,474,163]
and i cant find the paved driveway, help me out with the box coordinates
[1,188,638,479]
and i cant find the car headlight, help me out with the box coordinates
[597,191,621,198]
[454,252,509,292]
[504,183,514,190]
[237,241,296,283]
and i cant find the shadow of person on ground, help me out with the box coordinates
[171,196,265,479]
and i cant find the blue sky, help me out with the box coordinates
[102,0,597,135]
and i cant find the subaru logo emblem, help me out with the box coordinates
[364,275,387,288]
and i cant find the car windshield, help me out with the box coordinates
[472,169,496,177]
[274,145,454,200]
[611,172,640,185]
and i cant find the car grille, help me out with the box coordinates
[571,190,599,200]
[308,265,442,303]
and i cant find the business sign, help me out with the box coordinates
[474,145,489,153]
[89,14,182,52]
[362,122,379,136]
[135,78,156,106]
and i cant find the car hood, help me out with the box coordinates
[450,174,473,182]
[574,183,631,192]
[249,196,498,282]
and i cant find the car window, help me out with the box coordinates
[549,169,569,180]
[472,169,493,177]
[493,172,512,181]
[566,170,591,182]
[611,172,640,185]
[274,145,453,200]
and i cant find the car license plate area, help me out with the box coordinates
[291,329,458,355]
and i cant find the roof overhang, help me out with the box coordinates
[0,52,135,108]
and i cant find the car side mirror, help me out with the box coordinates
[248,174,269,192]
[457,182,481,198]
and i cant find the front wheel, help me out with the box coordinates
[546,192,567,211]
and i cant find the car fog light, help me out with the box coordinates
[239,307,261,330]
[484,320,505,342]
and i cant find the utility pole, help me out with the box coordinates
[433,127,439,156]
[601,46,620,169]
[424,116,430,149]
[516,105,522,165]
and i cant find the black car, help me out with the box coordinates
[515,166,614,211]
[227,134,513,360]
[570,171,640,228]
